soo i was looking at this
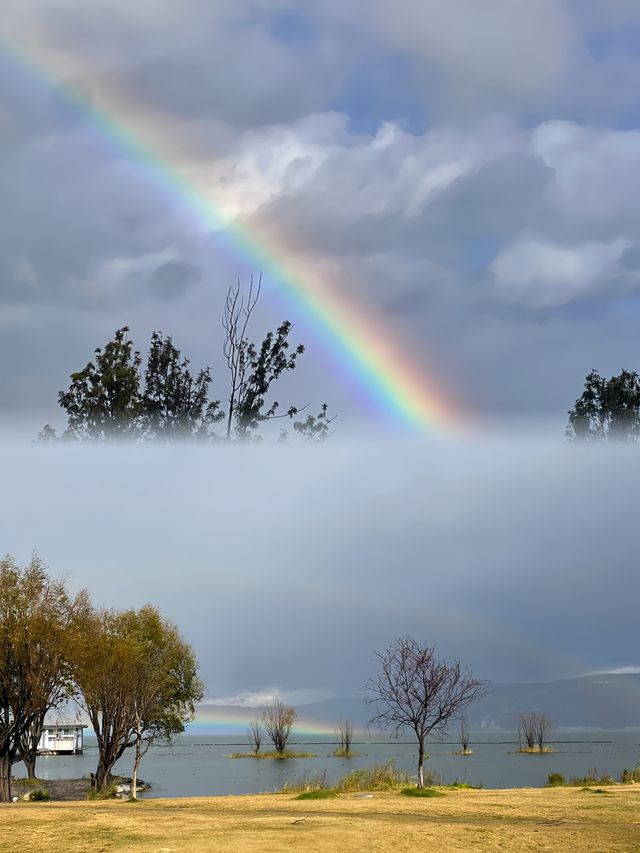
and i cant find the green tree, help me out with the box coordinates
[74,605,202,793]
[0,555,89,801]
[143,332,223,440]
[566,369,640,442]
[58,327,143,440]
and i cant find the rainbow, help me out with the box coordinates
[0,36,463,432]
[188,707,343,738]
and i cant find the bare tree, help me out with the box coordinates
[262,700,296,754]
[222,278,305,439]
[534,713,552,753]
[519,711,552,752]
[335,719,354,755]
[519,712,536,749]
[247,720,262,755]
[459,716,470,755]
[367,637,489,788]
[222,277,261,440]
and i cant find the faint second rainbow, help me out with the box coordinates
[188,706,354,738]
[1,38,464,432]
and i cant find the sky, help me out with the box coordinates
[1,2,639,699]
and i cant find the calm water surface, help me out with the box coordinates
[25,732,640,797]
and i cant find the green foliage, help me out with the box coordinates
[143,332,223,439]
[75,605,203,792]
[58,327,143,440]
[332,748,361,758]
[295,789,339,800]
[0,555,90,802]
[546,773,566,787]
[86,778,122,800]
[26,788,50,801]
[335,761,412,792]
[401,787,445,798]
[446,780,481,789]
[566,369,640,442]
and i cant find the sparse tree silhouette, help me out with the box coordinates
[566,369,640,442]
[518,712,552,752]
[367,637,489,788]
[335,719,354,755]
[247,720,262,755]
[261,700,296,754]
[519,712,536,749]
[223,278,304,439]
[534,713,552,753]
[459,716,470,754]
[47,282,333,442]
[293,403,335,442]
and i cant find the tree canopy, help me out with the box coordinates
[74,605,202,792]
[44,284,332,442]
[566,369,640,442]
[0,556,90,801]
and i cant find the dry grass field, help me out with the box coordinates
[1,785,639,852]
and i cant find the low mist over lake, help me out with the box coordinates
[1,435,638,702]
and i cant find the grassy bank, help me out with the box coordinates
[1,785,639,852]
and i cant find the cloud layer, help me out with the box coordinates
[2,2,640,429]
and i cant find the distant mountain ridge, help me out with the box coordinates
[193,674,640,734]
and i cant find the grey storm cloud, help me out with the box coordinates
[3,1,640,431]
[150,260,202,301]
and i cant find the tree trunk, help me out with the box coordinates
[95,753,116,792]
[23,754,37,779]
[0,753,13,802]
[417,738,425,789]
[132,740,141,800]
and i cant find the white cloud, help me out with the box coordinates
[590,666,640,676]
[490,238,627,308]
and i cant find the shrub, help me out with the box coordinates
[229,750,317,760]
[447,780,481,789]
[569,768,615,787]
[280,771,328,794]
[26,788,50,802]
[295,790,339,800]
[401,787,445,798]
[546,773,566,787]
[620,768,640,784]
[335,761,411,792]
[86,778,123,800]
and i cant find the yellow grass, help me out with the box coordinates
[1,785,640,852]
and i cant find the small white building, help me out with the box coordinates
[37,723,87,755]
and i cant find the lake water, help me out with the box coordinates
[22,732,640,797]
